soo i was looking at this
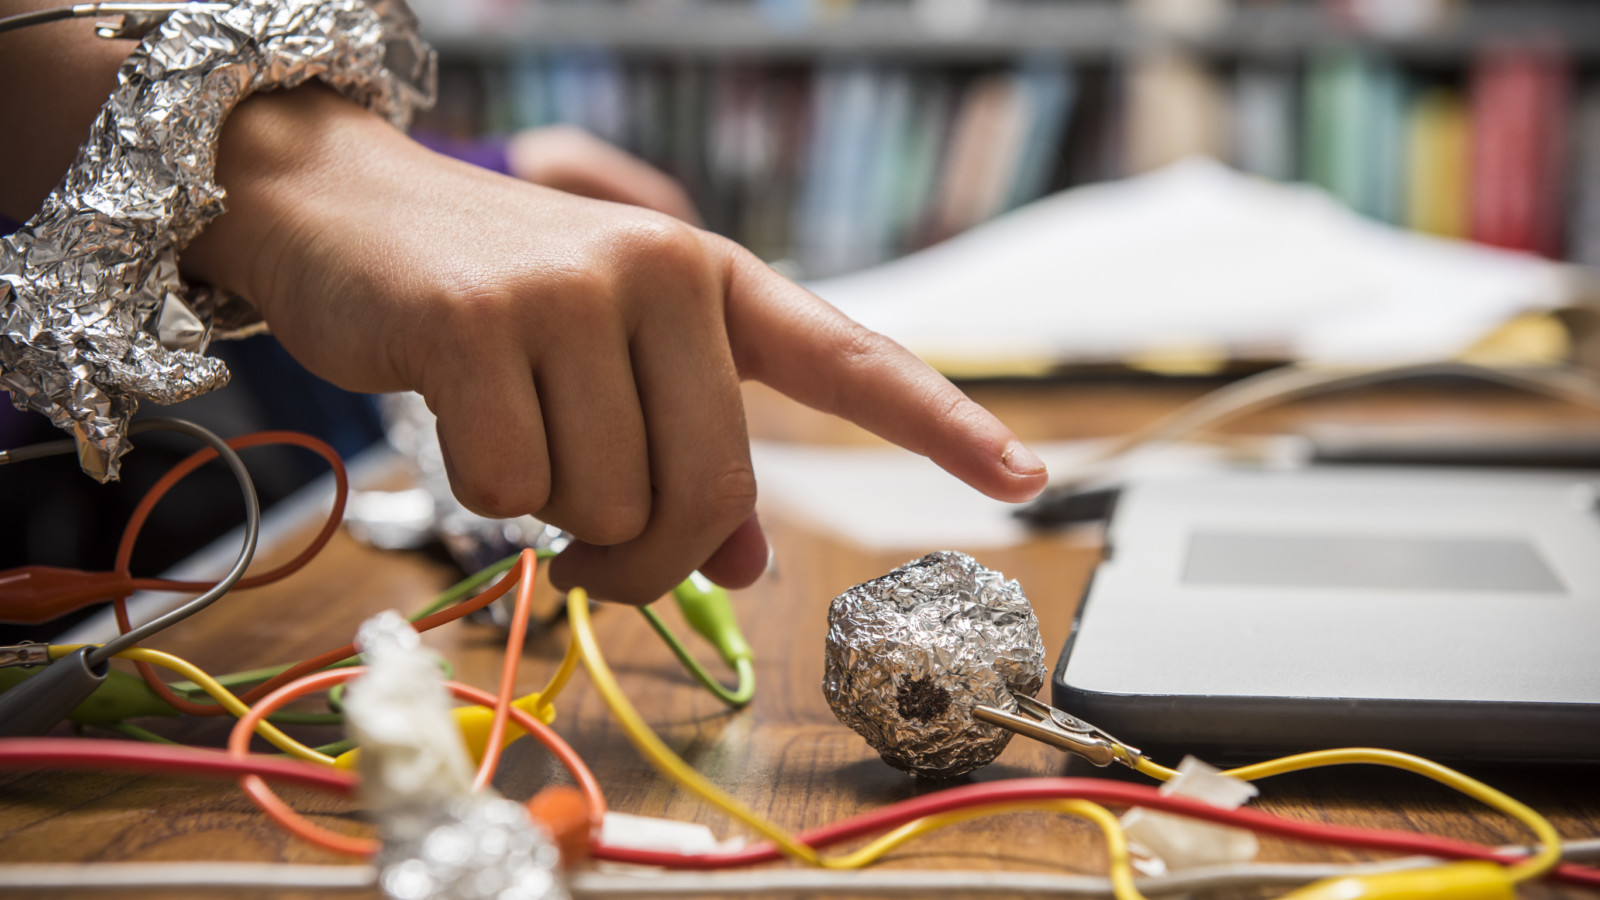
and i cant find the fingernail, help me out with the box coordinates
[1002,441,1046,477]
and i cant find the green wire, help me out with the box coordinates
[264,709,346,726]
[142,549,756,729]
[99,721,179,744]
[408,551,528,621]
[99,720,355,759]
[638,606,756,708]
[166,551,541,700]
[326,657,453,714]
[309,738,358,757]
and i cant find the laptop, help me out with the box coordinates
[1053,467,1600,762]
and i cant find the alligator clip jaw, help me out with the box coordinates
[973,693,1142,769]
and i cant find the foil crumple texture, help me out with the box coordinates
[351,613,566,900]
[0,0,435,481]
[347,392,567,578]
[376,795,567,900]
[823,550,1047,778]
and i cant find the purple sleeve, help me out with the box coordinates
[0,212,19,235]
[410,130,513,177]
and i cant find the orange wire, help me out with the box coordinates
[109,432,527,716]
[229,667,607,856]
[240,557,525,704]
[117,432,349,592]
[473,548,537,791]
[110,432,349,716]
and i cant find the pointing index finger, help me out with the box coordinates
[719,246,1048,503]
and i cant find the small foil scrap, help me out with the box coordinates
[823,551,1047,778]
[376,795,567,900]
[0,0,435,481]
[346,392,567,583]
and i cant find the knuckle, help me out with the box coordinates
[431,279,521,338]
[560,500,650,547]
[939,390,985,430]
[455,479,549,521]
[612,216,706,279]
[836,323,899,369]
[698,466,758,527]
[541,268,618,331]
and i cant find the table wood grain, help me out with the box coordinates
[2,379,1595,899]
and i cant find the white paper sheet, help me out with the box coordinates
[751,438,1245,550]
[807,159,1571,367]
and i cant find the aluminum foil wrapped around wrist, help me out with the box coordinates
[0,0,435,481]
[823,551,1047,778]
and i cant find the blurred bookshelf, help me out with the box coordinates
[411,0,1600,278]
[422,2,1600,60]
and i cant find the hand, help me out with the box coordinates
[506,125,702,224]
[185,88,1048,605]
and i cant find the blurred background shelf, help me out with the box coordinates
[422,2,1600,61]
[411,0,1600,278]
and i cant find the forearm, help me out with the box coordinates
[0,2,422,310]
[0,2,135,221]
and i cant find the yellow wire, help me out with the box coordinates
[570,590,1146,885]
[566,588,826,865]
[534,631,580,716]
[49,644,333,766]
[1135,750,1562,882]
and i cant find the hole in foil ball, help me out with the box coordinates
[896,677,951,722]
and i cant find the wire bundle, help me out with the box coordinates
[2,421,1599,898]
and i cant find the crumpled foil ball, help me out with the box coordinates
[376,796,567,900]
[823,551,1047,778]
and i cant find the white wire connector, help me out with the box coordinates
[346,612,567,900]
[1120,756,1261,875]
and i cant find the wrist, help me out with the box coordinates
[181,85,415,320]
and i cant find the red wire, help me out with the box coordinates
[473,548,537,792]
[109,431,349,716]
[0,738,355,795]
[71,429,1600,886]
[228,666,607,857]
[5,735,1595,888]
[590,777,1600,889]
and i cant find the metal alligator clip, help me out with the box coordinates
[84,3,231,40]
[973,692,1142,769]
[0,642,51,669]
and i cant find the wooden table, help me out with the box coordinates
[1,378,1596,899]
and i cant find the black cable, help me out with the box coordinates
[0,6,76,35]
[0,4,225,38]
[87,418,259,666]
[0,418,259,663]
[0,417,258,735]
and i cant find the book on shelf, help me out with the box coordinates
[1468,45,1569,258]
[1124,49,1229,175]
[1573,82,1600,269]
[418,9,1597,275]
[1232,63,1297,182]
[1404,87,1469,240]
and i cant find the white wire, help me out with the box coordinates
[1037,360,1600,493]
[3,841,1597,895]
[571,860,1434,897]
[0,861,1388,894]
